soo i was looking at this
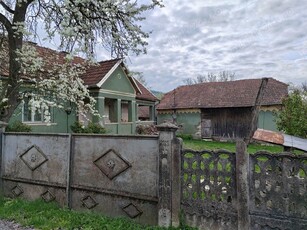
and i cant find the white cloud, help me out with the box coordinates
[128,0,307,92]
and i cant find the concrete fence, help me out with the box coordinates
[181,141,307,230]
[0,123,181,227]
[1,123,306,229]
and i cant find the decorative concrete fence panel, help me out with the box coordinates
[249,152,307,229]
[180,140,307,230]
[70,135,159,225]
[181,149,237,229]
[0,124,181,227]
[1,133,70,206]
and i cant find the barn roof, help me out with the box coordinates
[157,78,288,110]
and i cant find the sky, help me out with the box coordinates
[2,0,306,93]
[98,0,307,92]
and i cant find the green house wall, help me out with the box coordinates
[8,103,77,133]
[158,109,279,138]
[101,66,135,94]
[258,110,278,131]
[7,65,155,135]
[157,112,201,135]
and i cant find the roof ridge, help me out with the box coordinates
[24,41,86,62]
[98,58,122,64]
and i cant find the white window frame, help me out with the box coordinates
[22,99,53,124]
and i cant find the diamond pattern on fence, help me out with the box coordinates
[94,149,131,180]
[250,152,307,220]
[181,149,237,226]
[19,145,48,171]
[11,185,24,197]
[122,203,143,218]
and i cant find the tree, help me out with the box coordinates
[0,0,162,123]
[129,71,148,87]
[183,71,236,85]
[275,90,307,138]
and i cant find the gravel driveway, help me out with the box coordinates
[0,220,35,230]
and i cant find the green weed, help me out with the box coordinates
[0,197,195,230]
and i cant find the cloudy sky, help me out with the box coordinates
[108,0,307,92]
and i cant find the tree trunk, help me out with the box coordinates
[0,1,30,123]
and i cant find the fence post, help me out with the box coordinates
[66,134,73,209]
[0,122,7,196]
[236,140,250,230]
[156,122,181,227]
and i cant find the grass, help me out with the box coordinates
[0,197,194,230]
[182,138,306,154]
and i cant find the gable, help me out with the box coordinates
[100,66,135,95]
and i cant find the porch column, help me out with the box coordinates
[135,103,139,121]
[114,99,121,134]
[149,105,155,121]
[93,96,105,125]
[129,101,136,133]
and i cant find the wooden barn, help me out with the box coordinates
[157,78,288,139]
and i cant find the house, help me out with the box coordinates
[2,44,158,134]
[135,80,159,122]
[157,78,288,139]
[80,58,158,134]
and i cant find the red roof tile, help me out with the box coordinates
[0,42,85,77]
[135,78,159,102]
[157,78,288,110]
[138,106,150,118]
[81,59,121,86]
[0,42,156,101]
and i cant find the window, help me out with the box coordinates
[22,97,52,123]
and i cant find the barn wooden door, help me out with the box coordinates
[201,119,212,138]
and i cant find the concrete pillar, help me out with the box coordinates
[156,122,181,228]
[0,121,8,196]
[236,140,250,230]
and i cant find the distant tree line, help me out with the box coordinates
[183,71,236,85]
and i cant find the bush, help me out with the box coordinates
[176,134,193,140]
[136,124,158,135]
[275,90,307,138]
[70,121,107,134]
[6,121,32,132]
[86,122,107,134]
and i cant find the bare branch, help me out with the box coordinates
[0,1,15,14]
[0,12,12,34]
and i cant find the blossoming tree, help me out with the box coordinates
[0,0,162,123]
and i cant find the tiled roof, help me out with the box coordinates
[34,44,85,66]
[0,42,85,77]
[81,59,121,87]
[138,106,150,118]
[0,42,155,101]
[157,78,288,110]
[135,78,159,102]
